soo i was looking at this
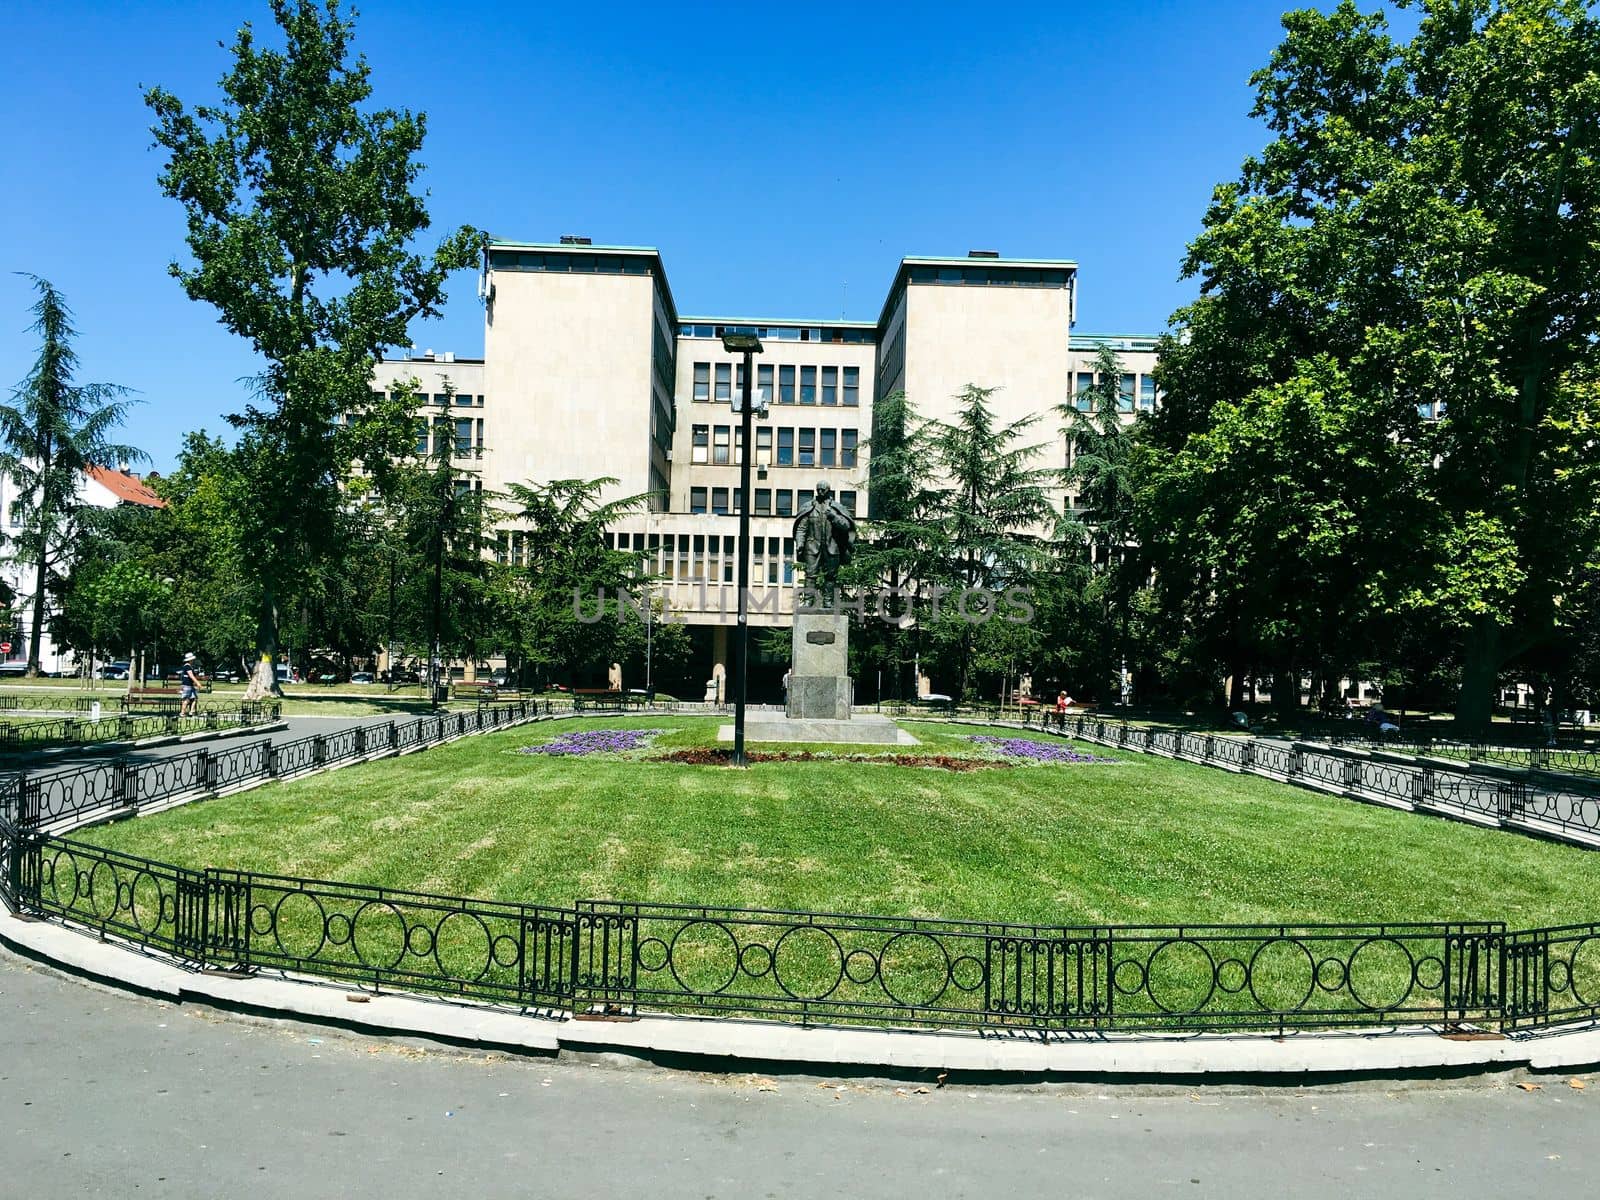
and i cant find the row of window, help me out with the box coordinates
[691,362,861,407]
[689,425,859,469]
[490,250,653,276]
[415,416,485,455]
[688,487,857,518]
[381,390,484,408]
[606,531,806,585]
[679,323,876,345]
[905,263,1073,288]
[1070,372,1159,412]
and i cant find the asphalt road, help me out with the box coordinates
[1,951,1595,1199]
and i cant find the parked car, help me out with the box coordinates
[490,670,509,687]
[0,662,27,676]
[213,667,241,683]
[350,671,375,684]
[99,661,131,680]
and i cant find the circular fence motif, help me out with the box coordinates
[1346,937,1416,1011]
[665,920,741,995]
[265,891,328,960]
[877,932,952,1009]
[771,926,845,1001]
[1569,936,1600,1009]
[1141,939,1217,1015]
[1248,939,1317,1012]
[351,900,408,972]
[431,911,497,983]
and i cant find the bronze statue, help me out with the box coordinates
[792,481,857,592]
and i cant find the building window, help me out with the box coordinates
[839,490,857,516]
[755,488,772,514]
[1074,372,1094,412]
[798,488,813,514]
[841,428,858,468]
[843,366,859,407]
[712,487,730,515]
[432,416,450,455]
[715,363,731,402]
[733,487,742,513]
[1119,373,1135,412]
[476,418,484,448]
[779,365,795,404]
[454,417,473,452]
[777,428,794,465]
[756,427,773,464]
[693,362,710,401]
[798,428,815,466]
[820,428,836,467]
[757,363,774,408]
[822,366,837,405]
[776,489,793,517]
[692,424,709,464]
[453,392,473,407]
[800,365,816,404]
[433,393,451,407]
[734,425,744,465]
[1139,375,1156,410]
[713,425,731,465]
[414,419,428,455]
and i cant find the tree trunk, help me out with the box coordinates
[1454,617,1501,736]
[242,591,283,700]
[25,547,48,676]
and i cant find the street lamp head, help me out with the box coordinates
[720,332,764,354]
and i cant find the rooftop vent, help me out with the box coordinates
[559,234,593,245]
[968,249,1000,258]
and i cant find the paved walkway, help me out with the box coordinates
[1,950,1595,1199]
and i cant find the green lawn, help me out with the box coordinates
[77,716,1598,929]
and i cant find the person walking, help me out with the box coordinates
[179,653,203,718]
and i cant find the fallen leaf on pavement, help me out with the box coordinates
[1516,1082,1543,1092]
[1569,1079,1587,1090]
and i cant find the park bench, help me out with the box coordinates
[573,688,636,711]
[125,685,182,712]
[448,681,498,702]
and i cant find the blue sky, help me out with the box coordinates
[3,0,1313,471]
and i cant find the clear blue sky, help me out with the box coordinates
[3,0,1314,471]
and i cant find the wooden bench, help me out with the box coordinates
[449,682,498,702]
[573,688,633,710]
[125,685,182,712]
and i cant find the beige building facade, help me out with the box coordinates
[374,240,1162,697]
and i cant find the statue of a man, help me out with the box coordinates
[792,480,857,590]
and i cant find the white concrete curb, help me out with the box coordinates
[7,913,1599,1078]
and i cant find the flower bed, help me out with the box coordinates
[651,748,1006,771]
[968,735,1114,763]
[518,728,668,756]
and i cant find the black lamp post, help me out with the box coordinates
[721,331,764,766]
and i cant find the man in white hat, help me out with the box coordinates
[179,653,203,717]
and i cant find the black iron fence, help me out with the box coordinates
[1319,732,1600,781]
[0,813,1579,1035]
[0,702,1595,1039]
[0,702,282,753]
[11,701,545,832]
[1029,714,1600,849]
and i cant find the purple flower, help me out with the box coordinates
[519,728,668,757]
[969,735,1112,764]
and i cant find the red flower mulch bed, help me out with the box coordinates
[650,748,1008,771]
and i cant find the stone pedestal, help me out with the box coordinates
[787,612,852,721]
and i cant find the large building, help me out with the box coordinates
[0,465,166,673]
[374,239,1161,698]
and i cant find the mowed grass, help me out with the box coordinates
[77,717,1599,928]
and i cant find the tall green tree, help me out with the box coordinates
[1154,0,1600,729]
[146,0,480,698]
[502,478,656,689]
[1,277,143,675]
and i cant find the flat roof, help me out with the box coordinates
[678,315,878,330]
[875,255,1080,330]
[1070,333,1163,352]
[486,239,680,326]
